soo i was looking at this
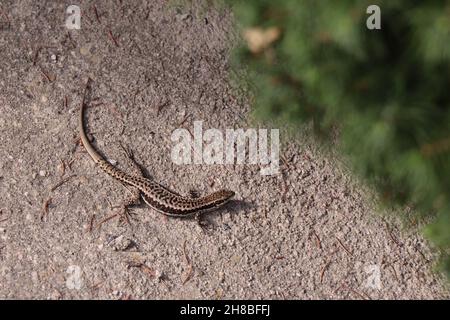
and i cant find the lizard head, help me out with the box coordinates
[202,189,235,208]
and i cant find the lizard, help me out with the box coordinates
[78,79,235,222]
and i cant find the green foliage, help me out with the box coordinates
[230,0,450,277]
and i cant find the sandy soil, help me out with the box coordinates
[0,0,448,299]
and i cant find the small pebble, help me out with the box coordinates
[155,269,163,281]
[80,46,90,56]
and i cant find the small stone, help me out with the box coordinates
[39,170,46,177]
[50,289,62,299]
[80,45,90,56]
[154,269,163,281]
[110,236,136,252]
[178,13,192,22]
[31,271,39,282]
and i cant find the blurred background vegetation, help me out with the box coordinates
[230,0,450,278]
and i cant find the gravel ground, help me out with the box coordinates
[0,0,448,299]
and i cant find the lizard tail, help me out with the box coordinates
[79,79,103,163]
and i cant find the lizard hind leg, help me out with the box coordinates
[119,142,147,178]
[117,186,141,225]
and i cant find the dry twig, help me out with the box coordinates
[181,240,193,285]
[41,197,52,221]
[335,237,353,256]
[50,174,77,192]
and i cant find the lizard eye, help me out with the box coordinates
[223,190,235,199]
